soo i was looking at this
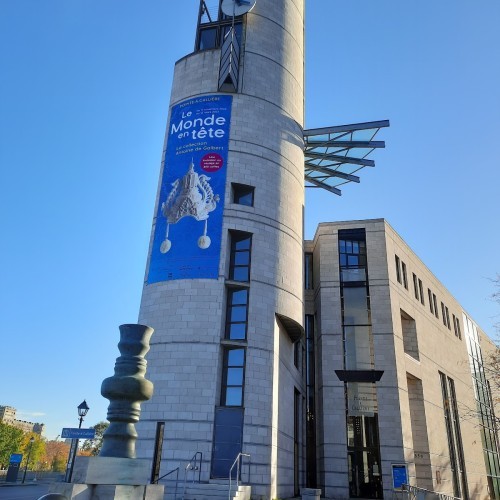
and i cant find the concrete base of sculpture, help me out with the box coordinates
[49,457,164,500]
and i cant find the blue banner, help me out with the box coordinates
[148,95,233,283]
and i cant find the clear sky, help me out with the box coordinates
[1,1,499,440]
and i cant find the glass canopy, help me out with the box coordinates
[304,120,390,196]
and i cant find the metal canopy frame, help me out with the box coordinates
[304,120,390,196]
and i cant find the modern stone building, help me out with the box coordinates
[134,1,499,498]
[303,219,499,499]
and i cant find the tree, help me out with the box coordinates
[0,422,24,469]
[41,440,71,472]
[80,421,109,456]
[20,433,45,469]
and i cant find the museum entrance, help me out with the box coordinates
[347,415,383,498]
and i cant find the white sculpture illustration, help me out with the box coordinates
[160,159,220,253]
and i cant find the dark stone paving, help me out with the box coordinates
[0,483,50,500]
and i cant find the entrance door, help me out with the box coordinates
[348,449,383,498]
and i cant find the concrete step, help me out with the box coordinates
[163,481,250,500]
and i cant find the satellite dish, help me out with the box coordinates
[221,0,257,17]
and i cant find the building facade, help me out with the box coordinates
[304,219,499,499]
[0,405,45,435]
[134,1,499,498]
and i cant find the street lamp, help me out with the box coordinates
[77,400,89,428]
[22,436,35,483]
[65,399,90,482]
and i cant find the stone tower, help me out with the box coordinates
[136,1,306,497]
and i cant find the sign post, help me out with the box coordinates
[62,428,96,482]
[6,453,23,483]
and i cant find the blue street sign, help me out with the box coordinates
[61,428,96,439]
[10,453,23,464]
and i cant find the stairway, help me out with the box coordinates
[164,481,251,500]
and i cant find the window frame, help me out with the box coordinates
[228,231,252,282]
[401,261,408,290]
[225,287,249,340]
[395,255,402,284]
[232,183,255,207]
[221,347,246,407]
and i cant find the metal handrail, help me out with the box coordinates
[181,452,203,500]
[228,453,250,500]
[154,466,179,499]
[402,484,461,500]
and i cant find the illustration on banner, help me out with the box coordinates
[160,159,220,253]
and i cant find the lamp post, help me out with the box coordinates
[77,400,89,428]
[65,400,90,482]
[22,437,35,483]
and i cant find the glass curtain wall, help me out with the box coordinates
[464,315,500,499]
[339,229,383,499]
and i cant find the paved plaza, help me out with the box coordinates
[0,483,50,500]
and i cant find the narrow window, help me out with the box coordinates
[433,294,439,319]
[418,279,425,305]
[395,255,402,284]
[453,315,462,339]
[440,372,461,498]
[225,288,248,340]
[229,231,252,282]
[413,273,419,300]
[445,307,451,330]
[401,261,408,290]
[232,183,254,207]
[428,289,434,314]
[221,348,245,406]
[305,253,314,289]
[455,317,461,340]
[441,302,447,327]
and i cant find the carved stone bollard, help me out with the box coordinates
[99,324,154,458]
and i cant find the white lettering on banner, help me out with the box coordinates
[170,113,227,140]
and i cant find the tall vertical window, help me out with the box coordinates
[395,255,402,284]
[428,289,434,315]
[225,288,249,340]
[453,315,462,340]
[448,377,469,498]
[440,372,469,499]
[441,302,447,327]
[413,273,419,300]
[445,306,451,330]
[305,253,314,289]
[221,348,245,406]
[440,372,461,498]
[401,261,408,289]
[433,294,439,319]
[340,229,382,499]
[418,279,425,305]
[229,232,252,282]
[305,314,316,487]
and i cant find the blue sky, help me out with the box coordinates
[1,1,499,440]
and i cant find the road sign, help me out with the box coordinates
[61,428,96,439]
[9,453,23,464]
